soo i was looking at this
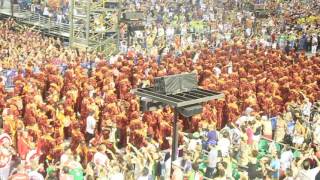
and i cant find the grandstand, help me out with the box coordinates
[0,0,120,56]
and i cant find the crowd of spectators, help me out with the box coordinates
[3,0,320,54]
[119,0,320,56]
[11,0,70,24]
[0,0,319,180]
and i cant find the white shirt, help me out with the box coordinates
[218,137,230,157]
[246,28,252,36]
[236,115,254,126]
[172,168,183,180]
[181,26,187,35]
[166,27,175,37]
[93,152,108,166]
[89,90,95,98]
[208,148,218,168]
[109,55,119,64]
[60,154,69,165]
[136,31,143,39]
[113,68,120,77]
[86,115,96,134]
[192,52,200,63]
[203,14,209,21]
[165,157,171,176]
[213,67,221,78]
[295,167,320,180]
[28,171,44,180]
[225,33,232,41]
[194,172,202,180]
[314,125,320,145]
[0,146,12,167]
[43,7,49,16]
[109,172,124,180]
[109,128,117,143]
[302,101,312,116]
[230,128,241,145]
[187,139,201,152]
[137,176,149,180]
[227,63,233,74]
[280,150,293,170]
[158,28,165,37]
[57,14,63,23]
[312,37,318,45]
[283,177,293,180]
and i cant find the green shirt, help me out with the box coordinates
[275,143,282,152]
[293,150,301,159]
[69,168,84,180]
[46,166,55,175]
[279,34,287,42]
[151,161,158,178]
[232,162,241,180]
[258,139,269,153]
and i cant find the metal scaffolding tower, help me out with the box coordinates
[133,73,224,169]
[69,0,120,57]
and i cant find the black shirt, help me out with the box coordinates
[247,162,263,180]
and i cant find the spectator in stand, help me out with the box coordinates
[205,143,218,178]
[295,150,320,180]
[312,34,318,54]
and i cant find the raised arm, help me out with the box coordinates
[127,143,144,157]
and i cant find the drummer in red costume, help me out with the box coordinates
[17,130,33,161]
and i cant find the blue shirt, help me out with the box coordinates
[270,159,280,178]
[33,66,41,74]
[287,120,295,135]
[270,117,277,130]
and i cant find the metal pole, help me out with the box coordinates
[171,107,179,166]
[85,3,90,46]
[188,117,192,134]
[116,0,121,51]
[127,24,130,48]
[10,0,13,17]
[69,0,75,47]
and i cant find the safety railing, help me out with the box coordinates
[1,9,71,38]
[92,33,118,57]
[1,2,119,54]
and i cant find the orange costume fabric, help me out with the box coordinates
[17,134,31,160]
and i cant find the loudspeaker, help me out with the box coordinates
[129,25,145,31]
[154,73,198,95]
[123,12,145,21]
[140,98,164,112]
[255,11,268,18]
[178,104,203,117]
